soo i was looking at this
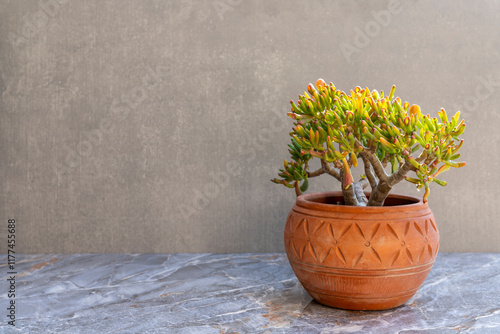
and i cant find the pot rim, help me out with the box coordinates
[296,191,427,214]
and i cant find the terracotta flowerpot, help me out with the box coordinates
[284,191,439,311]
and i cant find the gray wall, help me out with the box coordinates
[0,0,498,254]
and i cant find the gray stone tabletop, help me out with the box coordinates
[0,253,499,334]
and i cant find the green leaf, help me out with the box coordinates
[300,178,309,192]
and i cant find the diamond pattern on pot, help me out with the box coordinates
[285,213,439,270]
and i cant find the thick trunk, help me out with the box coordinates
[367,161,416,206]
[361,154,378,189]
[340,169,359,206]
[342,186,359,206]
[354,179,369,205]
[367,181,391,206]
[307,151,417,207]
[341,169,369,206]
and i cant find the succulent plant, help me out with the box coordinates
[272,79,466,206]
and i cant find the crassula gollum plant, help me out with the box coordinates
[272,79,466,206]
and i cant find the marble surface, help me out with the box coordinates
[0,253,499,334]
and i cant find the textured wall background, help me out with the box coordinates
[0,0,498,253]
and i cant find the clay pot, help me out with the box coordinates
[284,191,439,310]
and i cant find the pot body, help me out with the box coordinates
[284,191,439,310]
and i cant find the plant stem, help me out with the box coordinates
[361,151,388,182]
[361,154,378,189]
[366,159,416,206]
[340,169,359,205]
[322,160,341,182]
[307,168,325,178]
[294,181,302,197]
[354,180,369,206]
